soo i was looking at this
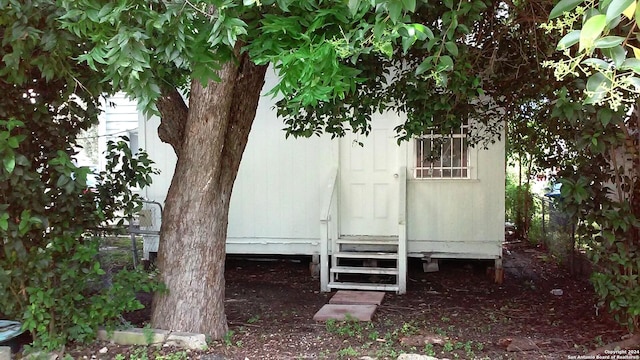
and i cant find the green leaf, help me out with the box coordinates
[97,3,114,22]
[412,23,434,40]
[598,108,614,126]
[56,174,69,188]
[627,76,640,90]
[557,30,581,50]
[582,58,611,69]
[602,45,627,66]
[579,14,607,52]
[594,36,625,49]
[0,213,8,231]
[585,72,611,104]
[550,0,586,18]
[620,58,640,73]
[388,0,403,22]
[439,55,454,71]
[380,41,393,58]
[443,0,454,9]
[276,0,291,11]
[445,41,458,56]
[402,36,416,53]
[348,0,361,16]
[401,0,416,12]
[605,0,635,23]
[3,152,15,173]
[415,57,433,75]
[7,136,19,149]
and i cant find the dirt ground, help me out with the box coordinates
[59,242,631,359]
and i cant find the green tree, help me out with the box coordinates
[57,0,580,338]
[543,0,640,332]
[0,0,160,349]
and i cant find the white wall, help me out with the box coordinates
[136,70,505,258]
[406,138,505,258]
[98,93,140,170]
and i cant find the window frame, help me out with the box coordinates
[413,122,473,180]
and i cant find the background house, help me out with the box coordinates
[104,70,505,294]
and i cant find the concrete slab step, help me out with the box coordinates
[330,266,399,275]
[312,304,377,321]
[329,290,385,305]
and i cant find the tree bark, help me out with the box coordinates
[151,53,267,338]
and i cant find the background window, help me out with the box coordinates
[415,123,469,179]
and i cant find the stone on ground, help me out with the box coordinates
[396,354,444,360]
[312,304,377,321]
[97,328,207,350]
[506,337,539,352]
[0,347,10,360]
[400,333,446,346]
[329,290,385,305]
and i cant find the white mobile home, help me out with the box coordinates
[109,71,505,294]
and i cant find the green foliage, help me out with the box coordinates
[337,346,359,358]
[547,93,640,332]
[505,171,539,242]
[58,0,503,143]
[325,315,366,338]
[0,120,162,350]
[543,0,640,109]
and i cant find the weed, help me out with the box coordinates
[443,341,454,353]
[463,341,476,358]
[142,324,155,345]
[247,315,260,324]
[337,346,359,358]
[594,335,605,347]
[223,330,235,347]
[368,329,379,341]
[440,316,451,323]
[433,327,447,336]
[129,347,149,360]
[155,352,188,360]
[400,321,420,336]
[488,313,498,323]
[424,343,436,356]
[325,315,364,338]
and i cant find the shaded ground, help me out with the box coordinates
[64,242,629,359]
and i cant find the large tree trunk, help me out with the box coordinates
[151,53,267,338]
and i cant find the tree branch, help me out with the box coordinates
[157,87,189,157]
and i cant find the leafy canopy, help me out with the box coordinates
[61,0,494,140]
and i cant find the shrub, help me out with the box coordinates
[0,119,162,350]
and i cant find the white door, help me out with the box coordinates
[339,116,400,236]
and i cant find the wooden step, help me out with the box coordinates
[333,252,398,260]
[328,282,399,292]
[337,236,399,245]
[330,266,399,275]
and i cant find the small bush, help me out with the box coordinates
[0,119,162,350]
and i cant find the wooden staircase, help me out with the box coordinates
[328,236,402,292]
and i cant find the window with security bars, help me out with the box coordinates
[415,123,469,179]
